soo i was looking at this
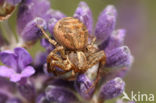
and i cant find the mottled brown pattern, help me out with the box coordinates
[54,17,88,50]
[38,17,106,92]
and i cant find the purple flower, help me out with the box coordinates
[20,17,46,41]
[99,77,125,100]
[75,74,94,100]
[17,81,36,101]
[105,46,133,68]
[0,47,35,82]
[0,1,134,103]
[45,85,79,103]
[34,51,48,68]
[45,9,66,21]
[0,92,8,103]
[6,98,22,103]
[17,0,51,41]
[74,1,93,34]
[36,93,49,103]
[95,5,117,43]
[100,29,126,51]
[40,38,54,52]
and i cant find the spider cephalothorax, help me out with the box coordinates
[38,17,106,76]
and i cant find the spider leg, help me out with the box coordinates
[47,46,64,73]
[37,25,57,46]
[49,59,72,76]
[85,50,106,94]
[87,50,106,69]
[91,36,96,45]
[47,46,72,75]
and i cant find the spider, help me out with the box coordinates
[38,17,106,78]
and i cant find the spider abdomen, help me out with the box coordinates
[54,17,88,50]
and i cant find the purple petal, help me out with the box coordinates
[0,51,17,69]
[17,1,33,34]
[75,74,94,100]
[36,93,49,103]
[105,46,133,68]
[20,17,46,41]
[0,66,15,78]
[29,0,51,21]
[17,0,51,34]
[74,1,93,34]
[45,85,79,103]
[0,77,16,91]
[44,9,66,21]
[34,52,48,67]
[0,92,8,103]
[100,29,126,50]
[6,98,22,103]
[21,66,35,77]
[99,77,125,100]
[6,0,21,5]
[95,5,117,43]
[10,74,21,82]
[18,82,36,101]
[47,18,58,35]
[14,47,32,69]
[40,38,54,52]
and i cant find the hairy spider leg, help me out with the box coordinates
[85,50,106,94]
[37,25,57,46]
[47,46,72,75]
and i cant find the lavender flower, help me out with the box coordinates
[75,74,94,100]
[0,92,8,103]
[36,93,49,103]
[95,5,117,43]
[0,77,22,103]
[0,47,35,82]
[99,77,125,100]
[0,0,134,103]
[105,46,133,68]
[17,81,36,101]
[6,98,22,103]
[45,85,79,103]
[74,1,93,34]
[17,0,51,41]
[20,17,46,41]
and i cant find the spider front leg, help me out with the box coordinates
[37,25,57,46]
[85,50,106,94]
[87,50,106,69]
[47,46,72,75]
[49,59,73,76]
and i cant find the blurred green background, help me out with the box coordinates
[2,0,156,102]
